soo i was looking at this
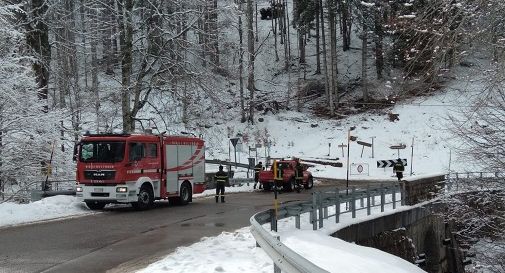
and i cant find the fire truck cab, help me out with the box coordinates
[75,133,205,210]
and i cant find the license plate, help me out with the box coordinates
[94,188,104,192]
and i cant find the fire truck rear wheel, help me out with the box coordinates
[133,184,154,210]
[179,182,192,205]
[304,177,314,189]
[85,201,106,210]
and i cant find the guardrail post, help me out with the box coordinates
[380,184,385,212]
[318,192,323,229]
[351,187,356,218]
[366,186,371,215]
[274,236,281,273]
[360,194,364,208]
[312,193,317,230]
[372,190,376,206]
[270,209,278,232]
[400,181,405,206]
[295,214,300,229]
[335,188,340,223]
[392,184,397,209]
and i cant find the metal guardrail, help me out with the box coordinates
[250,184,403,273]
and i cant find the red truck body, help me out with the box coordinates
[258,160,313,191]
[75,133,205,210]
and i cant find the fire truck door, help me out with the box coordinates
[165,144,179,193]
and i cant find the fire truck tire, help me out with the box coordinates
[132,184,154,210]
[85,201,106,210]
[179,182,192,205]
[304,177,314,189]
[262,182,272,191]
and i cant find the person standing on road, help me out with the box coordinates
[253,161,263,189]
[393,159,405,181]
[215,165,228,203]
[294,161,304,193]
[274,162,285,193]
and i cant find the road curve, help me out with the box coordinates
[0,187,327,273]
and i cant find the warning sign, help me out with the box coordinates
[350,163,369,176]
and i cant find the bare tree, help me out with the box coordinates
[246,0,255,123]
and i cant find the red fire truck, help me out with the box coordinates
[75,132,206,210]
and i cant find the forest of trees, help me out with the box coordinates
[0,0,503,195]
[0,0,504,270]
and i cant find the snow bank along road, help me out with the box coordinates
[0,185,344,273]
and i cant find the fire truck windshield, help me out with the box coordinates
[79,141,125,163]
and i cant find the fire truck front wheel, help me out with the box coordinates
[132,184,154,210]
[85,201,106,210]
[304,177,314,189]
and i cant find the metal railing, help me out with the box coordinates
[446,172,504,192]
[250,183,403,273]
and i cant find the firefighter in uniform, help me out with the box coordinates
[294,161,304,193]
[393,159,405,181]
[253,161,263,189]
[214,165,228,203]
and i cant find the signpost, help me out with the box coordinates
[356,140,372,158]
[230,137,240,169]
[338,143,347,157]
[346,128,357,196]
[389,144,407,157]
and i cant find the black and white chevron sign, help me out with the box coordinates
[376,159,407,168]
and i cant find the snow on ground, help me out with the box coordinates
[0,195,92,228]
[138,199,427,273]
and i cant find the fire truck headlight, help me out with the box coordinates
[76,186,83,192]
[116,187,128,193]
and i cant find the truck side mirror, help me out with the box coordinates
[73,143,80,162]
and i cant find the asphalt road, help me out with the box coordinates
[0,187,323,273]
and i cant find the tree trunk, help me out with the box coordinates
[272,5,279,62]
[238,0,246,122]
[340,0,352,51]
[211,0,219,66]
[102,0,115,75]
[362,13,369,102]
[118,0,134,132]
[320,0,332,114]
[79,0,89,90]
[246,0,255,124]
[90,3,100,132]
[26,0,51,113]
[314,0,321,74]
[329,0,338,111]
[374,1,384,79]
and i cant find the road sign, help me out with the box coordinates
[377,159,408,168]
[351,163,369,175]
[357,141,372,147]
[230,138,240,147]
[389,144,406,149]
[255,143,262,148]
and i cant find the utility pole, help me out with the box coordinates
[371,136,376,158]
[410,137,414,176]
